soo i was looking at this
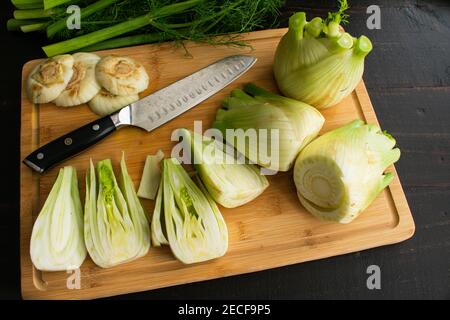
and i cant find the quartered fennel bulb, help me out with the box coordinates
[84,155,150,268]
[151,158,228,264]
[27,54,74,104]
[88,88,139,116]
[213,83,324,172]
[30,166,86,271]
[54,52,101,107]
[95,55,149,96]
[179,129,269,208]
[294,120,401,223]
[273,1,373,109]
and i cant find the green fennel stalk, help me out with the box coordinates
[43,0,203,56]
[11,0,43,9]
[14,8,58,19]
[81,32,171,51]
[44,0,74,10]
[81,0,282,52]
[21,22,49,32]
[46,0,120,38]
[7,18,46,31]
[8,0,284,55]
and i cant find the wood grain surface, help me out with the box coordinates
[20,29,414,299]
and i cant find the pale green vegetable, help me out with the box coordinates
[84,155,150,268]
[213,83,324,172]
[151,179,168,247]
[137,150,165,200]
[294,120,400,223]
[273,1,372,109]
[151,158,228,264]
[179,129,269,208]
[30,166,86,271]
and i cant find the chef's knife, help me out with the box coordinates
[23,55,257,173]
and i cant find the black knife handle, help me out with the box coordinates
[23,116,117,173]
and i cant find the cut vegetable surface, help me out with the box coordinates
[54,52,101,107]
[30,166,86,271]
[213,83,324,172]
[27,54,74,104]
[150,179,167,247]
[88,88,139,116]
[273,1,372,109]
[84,155,150,268]
[95,55,149,96]
[138,150,165,200]
[179,129,269,208]
[151,158,228,264]
[294,120,401,224]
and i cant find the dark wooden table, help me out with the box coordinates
[1,0,449,300]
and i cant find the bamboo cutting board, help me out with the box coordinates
[20,28,415,299]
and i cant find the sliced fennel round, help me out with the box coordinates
[84,154,150,268]
[273,2,372,109]
[30,166,86,271]
[151,158,228,264]
[294,120,401,223]
[88,88,139,116]
[179,129,269,208]
[213,83,324,172]
[95,55,149,96]
[27,54,74,104]
[54,52,101,107]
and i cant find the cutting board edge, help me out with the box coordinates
[20,221,415,300]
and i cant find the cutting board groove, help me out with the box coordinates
[20,28,415,300]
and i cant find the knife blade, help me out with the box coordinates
[23,55,257,173]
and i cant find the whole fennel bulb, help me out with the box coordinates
[274,1,373,109]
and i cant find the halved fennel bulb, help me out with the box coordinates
[178,129,269,208]
[95,55,149,96]
[54,52,101,107]
[294,120,401,223]
[213,83,324,172]
[27,54,74,104]
[88,88,139,116]
[30,166,86,271]
[151,158,228,264]
[273,3,372,109]
[84,155,150,268]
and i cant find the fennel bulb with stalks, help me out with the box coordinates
[274,1,373,109]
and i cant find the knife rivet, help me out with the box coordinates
[36,153,44,160]
[92,124,100,131]
[64,138,73,146]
